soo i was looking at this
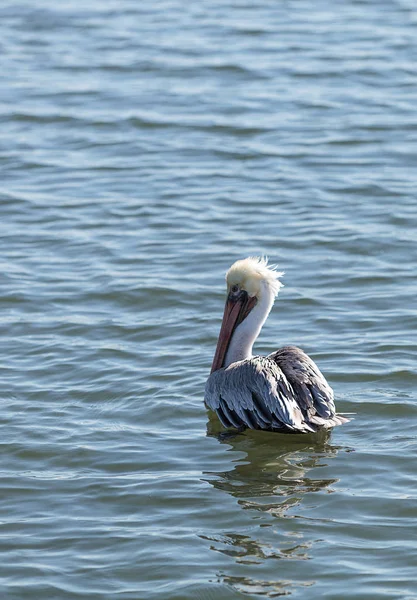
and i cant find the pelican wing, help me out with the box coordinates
[268,346,347,428]
[205,356,315,433]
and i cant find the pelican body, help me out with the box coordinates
[205,257,348,433]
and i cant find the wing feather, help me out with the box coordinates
[218,396,245,429]
[268,346,348,428]
[205,356,314,432]
[251,392,273,425]
[205,348,348,432]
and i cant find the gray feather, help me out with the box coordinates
[205,348,349,433]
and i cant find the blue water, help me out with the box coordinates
[1,1,417,598]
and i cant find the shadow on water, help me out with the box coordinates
[201,412,346,597]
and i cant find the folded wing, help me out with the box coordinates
[268,345,348,428]
[205,348,348,433]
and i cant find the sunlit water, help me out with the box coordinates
[1,1,417,598]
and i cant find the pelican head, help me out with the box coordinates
[211,257,283,373]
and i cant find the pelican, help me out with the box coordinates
[205,257,349,433]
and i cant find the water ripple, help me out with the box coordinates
[1,0,417,598]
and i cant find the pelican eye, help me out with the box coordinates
[231,284,239,294]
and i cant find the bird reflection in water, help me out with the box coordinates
[202,413,344,597]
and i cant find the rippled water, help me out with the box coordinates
[1,0,417,598]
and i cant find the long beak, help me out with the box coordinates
[210,291,257,373]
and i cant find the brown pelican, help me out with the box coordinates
[205,257,349,433]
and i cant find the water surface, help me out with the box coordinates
[1,0,417,598]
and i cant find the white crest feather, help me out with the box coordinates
[226,256,284,298]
